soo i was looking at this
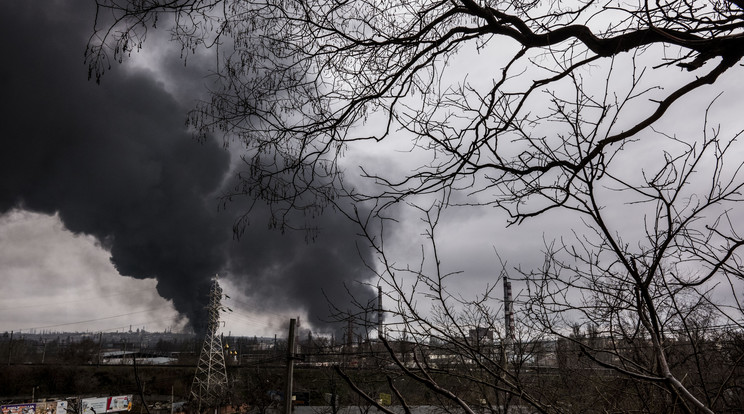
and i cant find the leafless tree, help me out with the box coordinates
[88,0,744,412]
[515,101,744,412]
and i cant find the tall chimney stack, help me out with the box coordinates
[378,286,384,339]
[504,276,515,342]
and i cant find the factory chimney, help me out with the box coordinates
[504,276,515,342]
[377,286,384,339]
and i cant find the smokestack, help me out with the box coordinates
[377,286,383,339]
[504,276,514,342]
[347,319,353,347]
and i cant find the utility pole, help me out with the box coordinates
[7,331,12,366]
[97,332,103,366]
[284,318,297,414]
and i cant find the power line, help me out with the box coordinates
[8,305,174,333]
[0,287,157,312]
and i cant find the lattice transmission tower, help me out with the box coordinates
[190,276,230,413]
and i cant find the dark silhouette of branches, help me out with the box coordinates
[87,0,744,224]
[88,1,744,412]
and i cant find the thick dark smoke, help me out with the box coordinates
[0,2,374,334]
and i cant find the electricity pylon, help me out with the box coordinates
[190,276,230,413]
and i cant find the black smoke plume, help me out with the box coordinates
[0,2,374,334]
